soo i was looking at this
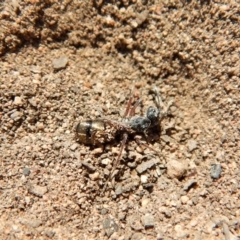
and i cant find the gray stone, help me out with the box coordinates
[102,218,118,237]
[187,139,198,152]
[142,213,155,228]
[131,232,144,240]
[115,185,123,196]
[20,218,42,228]
[45,229,55,238]
[118,212,126,221]
[82,161,96,172]
[10,111,23,121]
[23,167,30,176]
[121,179,140,194]
[100,208,108,215]
[136,158,159,174]
[210,164,221,179]
[127,214,143,231]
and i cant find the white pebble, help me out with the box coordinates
[180,195,189,204]
[89,172,100,181]
[140,175,148,184]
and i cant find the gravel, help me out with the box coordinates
[0,0,239,239]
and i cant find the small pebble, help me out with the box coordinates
[160,135,172,143]
[23,167,30,176]
[102,218,118,237]
[136,158,159,174]
[183,180,197,191]
[13,96,23,106]
[100,208,109,215]
[30,66,42,74]
[131,232,144,240]
[174,225,189,238]
[28,185,48,197]
[140,175,148,184]
[142,213,155,228]
[20,218,42,228]
[187,139,198,152]
[115,185,123,196]
[70,143,78,151]
[210,164,222,179]
[10,111,23,121]
[127,214,143,231]
[36,122,44,130]
[136,10,149,26]
[45,229,55,238]
[82,161,96,172]
[89,171,100,180]
[27,99,37,109]
[52,56,68,70]
[141,198,150,207]
[101,158,110,166]
[167,159,187,179]
[92,147,103,155]
[118,212,126,221]
[189,219,198,227]
[180,195,189,204]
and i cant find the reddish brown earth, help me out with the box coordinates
[0,0,239,239]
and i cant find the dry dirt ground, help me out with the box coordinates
[0,0,240,239]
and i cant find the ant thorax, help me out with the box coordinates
[128,116,151,132]
[127,105,160,133]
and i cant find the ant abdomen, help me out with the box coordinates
[76,119,106,145]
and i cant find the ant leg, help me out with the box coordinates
[101,133,128,195]
[123,88,134,119]
[123,86,143,119]
[129,99,142,117]
[153,86,162,111]
[134,136,160,155]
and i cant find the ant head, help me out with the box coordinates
[147,106,160,126]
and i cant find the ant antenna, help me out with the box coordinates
[153,86,163,111]
[153,86,174,117]
[123,86,135,119]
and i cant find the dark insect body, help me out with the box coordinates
[76,87,172,194]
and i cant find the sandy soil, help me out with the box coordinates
[0,0,239,239]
